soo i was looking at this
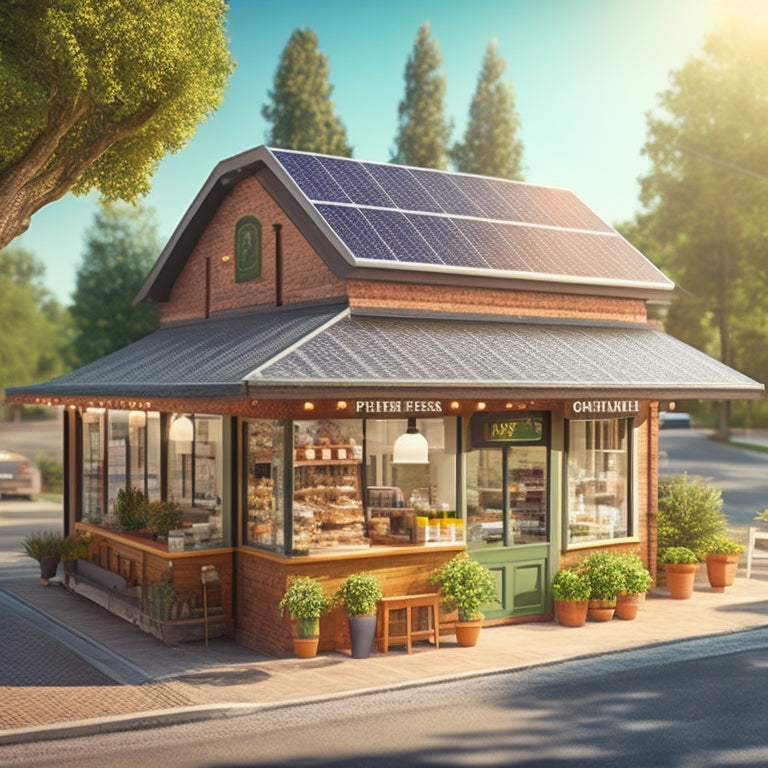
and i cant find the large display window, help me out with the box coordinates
[78,409,227,549]
[566,418,631,545]
[289,417,458,553]
[245,419,285,552]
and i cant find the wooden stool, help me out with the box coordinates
[376,593,440,653]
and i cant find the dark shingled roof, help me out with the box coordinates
[8,305,763,402]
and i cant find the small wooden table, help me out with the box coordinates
[376,593,441,653]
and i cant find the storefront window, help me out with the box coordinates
[81,409,105,524]
[291,417,458,552]
[168,414,224,547]
[567,418,631,545]
[245,419,285,553]
[365,417,458,546]
[292,419,365,552]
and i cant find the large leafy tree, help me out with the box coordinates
[391,22,452,169]
[262,29,352,157]
[0,0,233,250]
[451,40,524,180]
[636,18,768,430]
[0,247,72,388]
[70,202,159,366]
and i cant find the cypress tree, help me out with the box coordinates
[452,40,524,180]
[262,29,352,156]
[391,22,452,169]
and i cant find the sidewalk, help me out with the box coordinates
[1,564,768,745]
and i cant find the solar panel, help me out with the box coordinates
[270,149,670,289]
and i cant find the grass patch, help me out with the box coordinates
[729,441,768,455]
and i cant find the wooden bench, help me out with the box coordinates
[376,593,440,653]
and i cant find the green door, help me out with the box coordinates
[466,413,551,619]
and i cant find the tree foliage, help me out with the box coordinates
[262,29,352,157]
[636,17,768,397]
[451,40,524,180]
[0,0,233,250]
[0,246,72,388]
[69,202,159,366]
[391,22,452,169]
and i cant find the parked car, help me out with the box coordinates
[0,451,42,500]
[659,411,691,429]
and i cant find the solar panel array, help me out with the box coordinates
[271,149,669,286]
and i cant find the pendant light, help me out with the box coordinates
[392,417,429,464]
[169,414,194,442]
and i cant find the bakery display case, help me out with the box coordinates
[292,429,366,551]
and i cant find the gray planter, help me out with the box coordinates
[348,615,377,659]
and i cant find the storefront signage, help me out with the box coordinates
[354,399,443,414]
[569,400,640,417]
[471,412,548,446]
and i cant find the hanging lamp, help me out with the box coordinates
[392,417,429,464]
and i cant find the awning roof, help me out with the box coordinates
[6,305,764,403]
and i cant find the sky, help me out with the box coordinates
[14,0,741,305]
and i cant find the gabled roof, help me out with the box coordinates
[8,305,763,402]
[136,146,674,304]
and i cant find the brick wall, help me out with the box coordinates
[156,175,650,328]
[235,545,463,656]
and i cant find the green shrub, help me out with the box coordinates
[660,546,699,564]
[617,552,652,595]
[429,553,498,621]
[334,572,383,617]
[22,530,64,562]
[552,568,591,602]
[658,474,728,560]
[148,500,184,538]
[581,551,625,601]
[114,487,150,531]
[279,576,329,639]
[704,535,745,555]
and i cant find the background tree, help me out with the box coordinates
[70,202,159,366]
[633,17,768,432]
[451,40,524,180]
[0,247,72,389]
[262,29,352,156]
[391,22,452,169]
[0,0,233,250]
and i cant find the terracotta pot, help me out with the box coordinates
[554,599,588,628]
[587,598,616,622]
[706,553,739,592]
[292,636,320,659]
[615,592,641,620]
[454,619,483,647]
[665,563,698,599]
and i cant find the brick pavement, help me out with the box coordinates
[1,562,768,744]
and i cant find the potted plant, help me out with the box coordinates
[278,576,330,658]
[704,535,745,592]
[114,486,151,532]
[581,551,625,621]
[22,530,64,585]
[334,572,383,658]
[658,474,729,561]
[60,530,91,575]
[551,568,591,627]
[429,552,498,646]
[615,552,652,620]
[148,499,184,541]
[660,546,699,599]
